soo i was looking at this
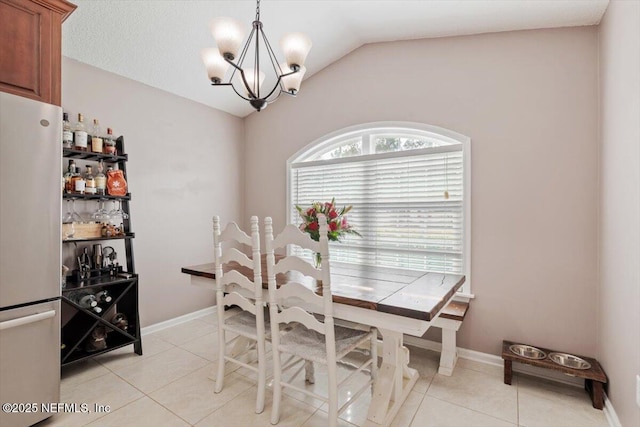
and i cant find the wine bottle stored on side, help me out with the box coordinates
[67,289,97,309]
[95,290,113,305]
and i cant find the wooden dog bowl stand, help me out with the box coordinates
[501,340,607,410]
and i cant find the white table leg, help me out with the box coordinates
[367,328,418,426]
[438,327,458,376]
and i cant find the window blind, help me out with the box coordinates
[290,147,464,273]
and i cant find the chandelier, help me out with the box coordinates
[201,0,312,112]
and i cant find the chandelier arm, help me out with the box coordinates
[254,24,260,99]
[265,88,284,104]
[261,74,287,101]
[223,57,258,99]
[229,26,256,83]
[260,27,286,91]
[229,83,254,101]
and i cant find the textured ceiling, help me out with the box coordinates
[63,0,609,117]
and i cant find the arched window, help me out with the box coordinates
[288,122,471,294]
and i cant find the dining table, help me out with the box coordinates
[181,258,465,426]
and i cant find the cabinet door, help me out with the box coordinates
[0,0,75,106]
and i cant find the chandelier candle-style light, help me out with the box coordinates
[202,0,312,112]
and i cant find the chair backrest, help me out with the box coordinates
[264,214,334,339]
[213,216,263,313]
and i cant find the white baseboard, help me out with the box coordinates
[603,394,623,427]
[141,306,216,335]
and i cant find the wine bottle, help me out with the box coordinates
[95,290,112,305]
[111,313,128,331]
[67,289,98,308]
[84,325,107,352]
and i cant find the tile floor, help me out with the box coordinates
[38,313,609,427]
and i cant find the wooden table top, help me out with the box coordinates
[182,257,465,322]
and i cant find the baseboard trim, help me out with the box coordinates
[141,306,216,335]
[603,394,623,427]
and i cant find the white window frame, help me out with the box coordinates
[287,121,473,297]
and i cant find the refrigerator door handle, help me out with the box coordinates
[0,310,56,331]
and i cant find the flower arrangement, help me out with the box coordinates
[295,198,360,242]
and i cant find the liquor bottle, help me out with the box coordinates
[84,165,96,195]
[91,119,103,153]
[104,128,117,155]
[73,167,86,194]
[63,160,76,193]
[62,113,73,148]
[95,290,113,305]
[95,161,106,196]
[73,113,88,151]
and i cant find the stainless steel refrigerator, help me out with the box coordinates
[0,92,62,427]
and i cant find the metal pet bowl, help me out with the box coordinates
[548,352,591,370]
[509,344,547,360]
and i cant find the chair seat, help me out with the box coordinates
[223,309,271,340]
[278,323,373,364]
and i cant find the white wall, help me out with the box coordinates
[244,27,600,356]
[62,58,244,326]
[598,1,640,426]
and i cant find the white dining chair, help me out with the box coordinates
[264,214,378,427]
[212,215,267,414]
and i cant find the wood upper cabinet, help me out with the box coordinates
[0,0,76,106]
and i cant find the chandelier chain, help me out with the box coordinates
[255,0,261,21]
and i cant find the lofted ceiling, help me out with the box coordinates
[63,0,609,118]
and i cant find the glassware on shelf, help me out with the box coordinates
[62,200,75,240]
[108,199,128,227]
[62,198,83,225]
[70,199,84,222]
[91,199,111,223]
